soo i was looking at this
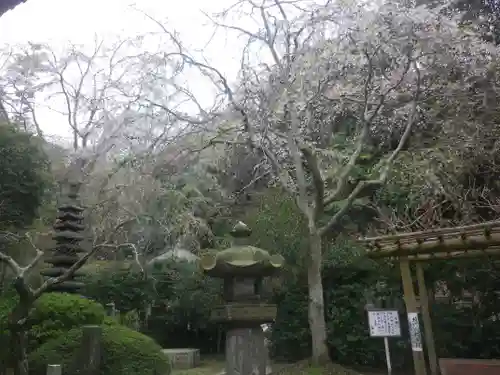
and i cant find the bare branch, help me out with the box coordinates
[323,50,414,207]
[319,61,421,236]
[0,250,22,277]
[23,233,44,275]
[0,232,44,279]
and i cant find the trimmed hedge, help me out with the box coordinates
[27,293,106,349]
[0,292,107,367]
[29,324,171,375]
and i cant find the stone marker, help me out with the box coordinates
[46,364,61,375]
[161,348,200,369]
[78,325,102,375]
[201,221,284,375]
[105,302,116,317]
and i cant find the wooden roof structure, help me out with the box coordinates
[359,220,500,260]
[0,0,26,18]
[359,221,500,375]
[359,220,500,375]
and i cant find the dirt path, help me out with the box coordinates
[347,367,414,375]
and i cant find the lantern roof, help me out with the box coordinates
[200,221,284,278]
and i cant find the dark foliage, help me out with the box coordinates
[0,124,50,229]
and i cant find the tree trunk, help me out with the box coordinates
[307,229,330,365]
[0,262,6,291]
[9,290,33,375]
[9,325,28,375]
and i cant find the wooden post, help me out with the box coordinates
[46,365,61,375]
[400,259,427,375]
[79,325,102,375]
[416,262,439,375]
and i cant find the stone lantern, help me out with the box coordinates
[200,221,284,375]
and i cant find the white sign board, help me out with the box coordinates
[368,310,401,337]
[407,312,423,352]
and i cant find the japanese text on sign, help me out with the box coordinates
[367,310,401,337]
[407,312,423,351]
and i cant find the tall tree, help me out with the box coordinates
[140,0,497,364]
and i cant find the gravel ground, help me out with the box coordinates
[172,358,414,375]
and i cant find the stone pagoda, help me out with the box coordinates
[200,221,284,375]
[40,181,86,293]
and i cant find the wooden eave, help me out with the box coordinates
[358,220,500,260]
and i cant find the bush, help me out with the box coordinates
[0,123,51,229]
[270,281,311,361]
[82,262,154,313]
[27,293,106,349]
[84,259,223,353]
[0,289,19,364]
[29,324,171,375]
[0,292,106,355]
[144,260,223,352]
[269,260,410,369]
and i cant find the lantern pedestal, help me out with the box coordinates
[226,326,267,375]
[212,304,275,375]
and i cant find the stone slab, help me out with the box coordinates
[440,358,500,375]
[161,348,200,369]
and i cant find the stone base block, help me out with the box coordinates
[211,303,277,324]
[161,348,200,369]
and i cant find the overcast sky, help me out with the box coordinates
[0,0,249,141]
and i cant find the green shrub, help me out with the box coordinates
[0,292,106,355]
[0,123,51,229]
[29,324,171,375]
[144,260,223,351]
[119,310,140,331]
[82,262,155,314]
[0,290,19,364]
[84,259,223,353]
[102,316,120,326]
[27,293,106,349]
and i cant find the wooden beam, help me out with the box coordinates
[359,220,500,244]
[416,263,439,375]
[370,248,500,260]
[402,249,500,261]
[400,260,427,375]
[368,233,500,257]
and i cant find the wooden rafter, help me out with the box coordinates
[358,220,500,259]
